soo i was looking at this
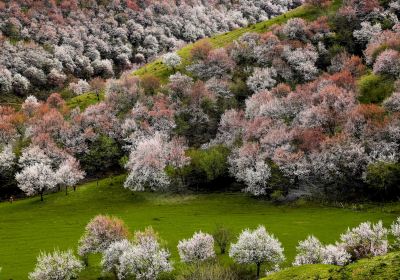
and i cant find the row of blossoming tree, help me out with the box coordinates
[26,215,400,279]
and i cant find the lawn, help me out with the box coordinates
[0,175,398,279]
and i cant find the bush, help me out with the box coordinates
[212,224,232,254]
[365,161,400,200]
[173,146,230,191]
[357,74,395,104]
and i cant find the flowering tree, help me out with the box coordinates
[177,232,216,263]
[163,52,181,71]
[56,157,85,194]
[373,49,400,77]
[391,217,400,248]
[228,142,271,196]
[229,225,285,278]
[69,79,91,95]
[282,45,319,81]
[124,133,189,192]
[383,92,400,113]
[293,235,323,265]
[118,229,172,280]
[78,215,130,262]
[321,245,351,266]
[293,236,350,266]
[247,67,278,93]
[101,239,133,278]
[353,21,382,43]
[282,18,308,41]
[29,249,83,280]
[15,163,57,201]
[339,221,388,260]
[0,145,15,174]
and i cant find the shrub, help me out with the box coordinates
[29,249,83,280]
[213,225,233,254]
[339,221,388,260]
[293,236,323,266]
[391,217,400,248]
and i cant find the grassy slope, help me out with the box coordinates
[0,175,398,279]
[132,0,342,83]
[263,251,400,280]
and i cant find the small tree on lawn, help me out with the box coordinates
[29,249,83,280]
[78,215,130,265]
[56,157,85,195]
[229,225,285,279]
[15,163,57,201]
[178,231,216,264]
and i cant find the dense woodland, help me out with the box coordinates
[0,0,400,203]
[0,0,302,97]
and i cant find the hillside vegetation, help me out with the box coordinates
[263,251,400,280]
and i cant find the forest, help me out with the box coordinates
[0,0,400,279]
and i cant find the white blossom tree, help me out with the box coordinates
[293,235,350,266]
[118,232,172,280]
[229,225,285,278]
[163,52,182,71]
[321,245,351,266]
[247,67,278,93]
[56,157,85,195]
[124,133,189,192]
[101,239,133,278]
[383,92,400,113]
[0,145,15,173]
[229,143,271,196]
[353,21,382,43]
[391,217,400,248]
[293,235,323,265]
[339,221,388,260]
[177,231,216,264]
[29,249,83,280]
[15,163,57,201]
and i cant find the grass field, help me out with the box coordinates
[0,175,398,279]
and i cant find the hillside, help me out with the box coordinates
[0,176,398,279]
[1,0,400,279]
[66,0,343,110]
[263,251,400,280]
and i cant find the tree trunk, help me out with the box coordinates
[73,185,76,192]
[256,263,261,279]
[40,192,43,202]
[65,186,68,195]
